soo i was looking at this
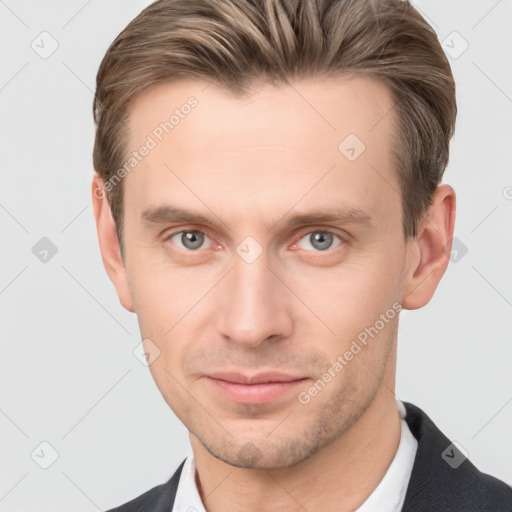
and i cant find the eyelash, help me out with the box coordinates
[164,228,345,254]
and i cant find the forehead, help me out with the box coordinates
[122,76,400,230]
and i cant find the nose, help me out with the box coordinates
[215,250,294,348]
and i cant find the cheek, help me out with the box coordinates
[126,251,202,323]
[127,262,211,360]
[289,257,399,330]
[144,356,192,427]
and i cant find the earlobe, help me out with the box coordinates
[401,184,456,310]
[91,173,135,313]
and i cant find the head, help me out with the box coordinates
[92,0,456,469]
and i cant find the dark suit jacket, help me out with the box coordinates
[106,401,512,511]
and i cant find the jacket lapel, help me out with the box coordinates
[401,401,512,511]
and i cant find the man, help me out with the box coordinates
[91,0,512,510]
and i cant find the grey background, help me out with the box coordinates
[1,0,511,510]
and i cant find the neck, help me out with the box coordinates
[190,386,402,512]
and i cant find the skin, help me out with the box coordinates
[92,76,455,511]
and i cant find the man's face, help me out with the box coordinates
[119,76,413,468]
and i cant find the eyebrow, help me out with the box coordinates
[140,205,373,230]
[283,208,373,228]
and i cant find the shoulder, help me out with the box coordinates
[105,459,186,512]
[402,401,512,511]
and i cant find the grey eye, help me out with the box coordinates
[170,230,208,250]
[297,231,341,251]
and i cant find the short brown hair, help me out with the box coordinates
[93,0,456,251]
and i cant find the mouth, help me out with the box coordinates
[204,371,309,405]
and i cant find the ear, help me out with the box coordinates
[91,173,135,313]
[401,184,456,310]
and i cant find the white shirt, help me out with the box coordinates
[172,400,418,512]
